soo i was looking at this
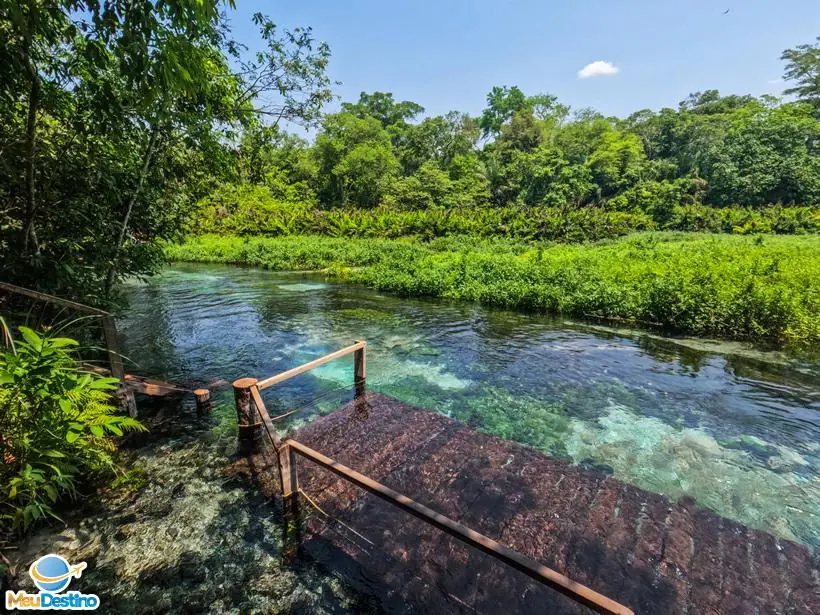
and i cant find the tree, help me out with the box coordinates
[782,37,820,113]
[479,86,567,139]
[235,13,334,128]
[399,112,479,174]
[341,91,424,128]
[313,112,400,207]
[0,2,336,303]
[702,102,820,205]
[588,131,647,197]
[479,86,529,137]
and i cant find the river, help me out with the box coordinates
[118,263,819,550]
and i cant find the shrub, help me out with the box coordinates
[189,183,819,241]
[0,325,146,533]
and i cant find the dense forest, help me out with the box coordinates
[0,2,818,345]
[199,84,820,239]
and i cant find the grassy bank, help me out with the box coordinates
[166,233,820,346]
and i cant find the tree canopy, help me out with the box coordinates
[0,0,333,303]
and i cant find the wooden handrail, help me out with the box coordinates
[241,345,632,614]
[0,281,109,316]
[285,438,633,615]
[0,282,134,416]
[257,341,366,390]
[250,384,282,447]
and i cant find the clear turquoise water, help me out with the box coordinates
[120,264,820,548]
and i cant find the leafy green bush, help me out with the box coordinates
[190,183,819,241]
[662,204,820,234]
[0,326,146,533]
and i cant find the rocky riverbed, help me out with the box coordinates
[4,399,379,614]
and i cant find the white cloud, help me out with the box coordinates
[578,60,619,79]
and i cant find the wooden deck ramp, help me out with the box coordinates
[230,342,819,614]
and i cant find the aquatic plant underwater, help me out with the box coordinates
[7,394,379,614]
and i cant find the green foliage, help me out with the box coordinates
[588,130,647,196]
[782,37,820,114]
[341,91,424,130]
[200,47,820,234]
[168,233,820,346]
[313,112,400,208]
[192,183,819,240]
[192,188,656,241]
[0,326,146,533]
[0,2,335,305]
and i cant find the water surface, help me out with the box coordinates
[120,264,820,548]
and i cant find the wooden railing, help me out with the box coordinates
[232,342,633,615]
[0,281,136,416]
[256,340,366,391]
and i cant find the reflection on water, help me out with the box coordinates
[120,264,820,548]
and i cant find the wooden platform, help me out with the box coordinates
[237,393,819,614]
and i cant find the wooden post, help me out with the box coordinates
[101,314,136,417]
[281,443,302,561]
[278,444,298,497]
[233,377,262,455]
[353,340,366,399]
[194,388,211,416]
[279,443,301,560]
[233,377,258,424]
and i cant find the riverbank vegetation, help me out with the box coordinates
[191,88,820,241]
[168,233,820,346]
[0,325,145,537]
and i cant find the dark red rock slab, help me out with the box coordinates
[263,393,818,615]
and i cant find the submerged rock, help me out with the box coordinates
[7,403,378,614]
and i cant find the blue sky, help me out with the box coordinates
[228,0,820,123]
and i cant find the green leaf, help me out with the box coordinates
[89,425,105,438]
[66,431,81,443]
[43,484,58,503]
[59,398,72,412]
[19,327,42,349]
[106,424,123,436]
[89,377,119,390]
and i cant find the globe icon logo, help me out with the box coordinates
[29,554,86,593]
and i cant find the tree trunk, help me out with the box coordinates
[104,130,157,296]
[22,23,41,257]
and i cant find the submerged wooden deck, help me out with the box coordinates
[238,392,819,615]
